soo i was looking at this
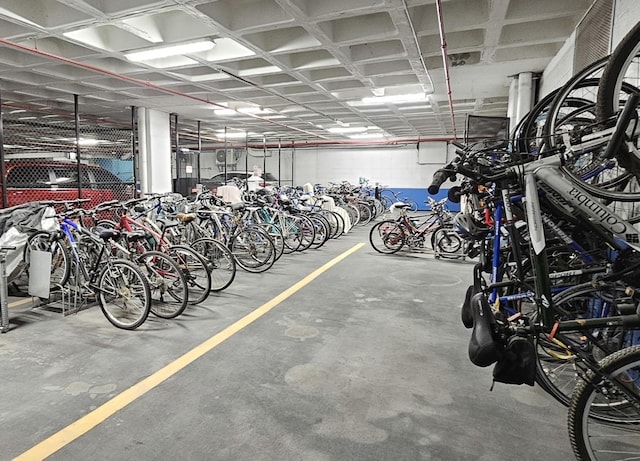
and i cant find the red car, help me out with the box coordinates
[1,161,133,208]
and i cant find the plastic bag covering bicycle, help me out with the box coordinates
[429,95,640,461]
[30,210,151,330]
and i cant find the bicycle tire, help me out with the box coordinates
[344,204,360,227]
[280,216,303,254]
[307,215,330,249]
[255,223,285,261]
[191,238,236,292]
[168,245,212,305]
[97,259,151,330]
[330,211,345,238]
[433,228,462,254]
[535,282,631,408]
[596,21,640,178]
[568,345,640,460]
[597,21,640,125]
[294,215,315,252]
[137,251,189,319]
[357,202,372,225]
[369,220,405,254]
[230,228,276,273]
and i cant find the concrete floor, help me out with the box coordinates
[0,225,573,461]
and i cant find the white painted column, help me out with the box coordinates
[136,107,172,194]
[507,76,519,132]
[516,72,534,126]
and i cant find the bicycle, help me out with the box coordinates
[380,188,419,212]
[429,90,640,460]
[97,198,213,306]
[26,208,151,330]
[369,200,459,254]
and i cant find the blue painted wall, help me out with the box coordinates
[382,187,460,212]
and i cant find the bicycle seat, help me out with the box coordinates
[156,218,179,229]
[176,212,197,223]
[122,230,147,242]
[96,227,121,242]
[468,293,502,367]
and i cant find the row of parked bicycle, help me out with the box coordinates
[7,181,389,331]
[418,22,640,461]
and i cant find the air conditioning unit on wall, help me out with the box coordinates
[215,149,244,170]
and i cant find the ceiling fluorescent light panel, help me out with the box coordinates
[361,93,428,105]
[125,39,216,62]
[327,126,368,134]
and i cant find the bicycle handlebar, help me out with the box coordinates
[427,169,450,195]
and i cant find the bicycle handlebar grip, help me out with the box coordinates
[428,169,449,195]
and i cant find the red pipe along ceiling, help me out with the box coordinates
[0,38,457,147]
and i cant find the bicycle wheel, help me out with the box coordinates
[295,215,315,252]
[597,21,640,125]
[255,223,285,261]
[307,215,329,249]
[279,216,303,254]
[433,228,462,255]
[344,204,360,227]
[357,202,372,225]
[328,211,345,238]
[319,210,340,239]
[596,21,640,178]
[230,228,276,273]
[137,251,188,319]
[168,245,212,305]
[535,283,631,408]
[97,259,151,330]
[191,238,236,291]
[25,230,70,291]
[568,345,640,460]
[369,220,405,254]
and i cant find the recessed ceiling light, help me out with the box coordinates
[327,126,367,134]
[360,93,428,105]
[125,39,215,62]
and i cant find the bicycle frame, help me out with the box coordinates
[58,217,106,286]
[515,153,640,332]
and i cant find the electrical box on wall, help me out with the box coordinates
[417,142,447,164]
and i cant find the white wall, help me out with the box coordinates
[539,31,576,98]
[612,0,640,45]
[540,0,640,98]
[288,142,453,188]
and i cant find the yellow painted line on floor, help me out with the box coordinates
[9,297,36,309]
[13,242,365,461]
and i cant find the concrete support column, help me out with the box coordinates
[136,107,172,194]
[516,72,534,126]
[507,76,519,132]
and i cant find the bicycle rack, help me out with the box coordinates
[0,246,14,333]
[59,263,89,316]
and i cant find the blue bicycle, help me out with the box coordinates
[25,207,152,330]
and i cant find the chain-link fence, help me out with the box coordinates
[0,101,299,207]
[0,100,134,209]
